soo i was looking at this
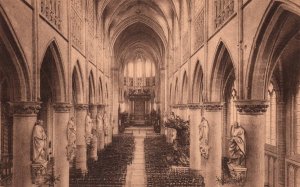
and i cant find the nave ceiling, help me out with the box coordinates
[97,0,182,68]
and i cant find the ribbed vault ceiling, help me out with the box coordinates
[98,0,180,67]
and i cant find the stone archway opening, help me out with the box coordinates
[38,42,66,161]
[0,10,31,185]
[246,4,300,186]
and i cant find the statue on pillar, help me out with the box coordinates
[166,112,175,143]
[162,111,168,136]
[228,122,246,167]
[103,111,109,145]
[85,112,93,145]
[90,126,98,161]
[32,120,48,167]
[97,111,104,133]
[199,116,209,159]
[67,117,76,161]
[32,120,48,185]
[225,122,247,183]
[96,111,104,150]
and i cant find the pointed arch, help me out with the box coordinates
[169,83,173,105]
[0,6,31,101]
[174,77,179,104]
[181,71,188,104]
[88,70,96,104]
[105,83,109,104]
[246,1,300,99]
[209,41,235,102]
[192,61,204,103]
[39,39,66,102]
[72,61,84,104]
[99,77,104,104]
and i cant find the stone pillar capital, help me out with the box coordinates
[11,101,41,116]
[88,104,99,110]
[178,104,188,110]
[203,102,223,111]
[235,100,268,115]
[75,104,89,110]
[172,104,179,109]
[53,103,72,113]
[188,103,203,110]
[89,103,99,107]
[97,104,106,109]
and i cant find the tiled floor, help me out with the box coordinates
[126,135,147,187]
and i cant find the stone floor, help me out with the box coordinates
[124,126,154,136]
[125,130,148,187]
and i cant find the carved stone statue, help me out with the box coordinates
[90,127,98,161]
[163,111,168,136]
[228,122,246,167]
[103,111,109,145]
[199,116,209,159]
[170,111,175,120]
[85,112,93,144]
[96,111,105,150]
[67,117,76,161]
[171,128,177,143]
[32,120,48,168]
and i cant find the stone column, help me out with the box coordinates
[203,102,223,187]
[235,100,268,187]
[75,104,88,173]
[188,104,202,171]
[12,102,40,187]
[108,111,113,144]
[53,103,72,187]
[97,105,105,151]
[89,104,98,160]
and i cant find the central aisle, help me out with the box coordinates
[125,134,147,187]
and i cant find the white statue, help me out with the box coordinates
[90,126,98,161]
[228,122,246,167]
[67,117,76,161]
[97,111,105,149]
[199,116,209,159]
[32,120,48,168]
[103,111,109,135]
[67,117,76,145]
[85,112,93,144]
[102,111,108,145]
[96,111,104,133]
[163,111,168,136]
[171,129,177,143]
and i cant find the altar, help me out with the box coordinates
[128,88,153,126]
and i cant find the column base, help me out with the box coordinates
[76,145,87,174]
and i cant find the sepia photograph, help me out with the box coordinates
[0,0,299,186]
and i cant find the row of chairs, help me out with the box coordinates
[70,134,135,187]
[144,135,205,187]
